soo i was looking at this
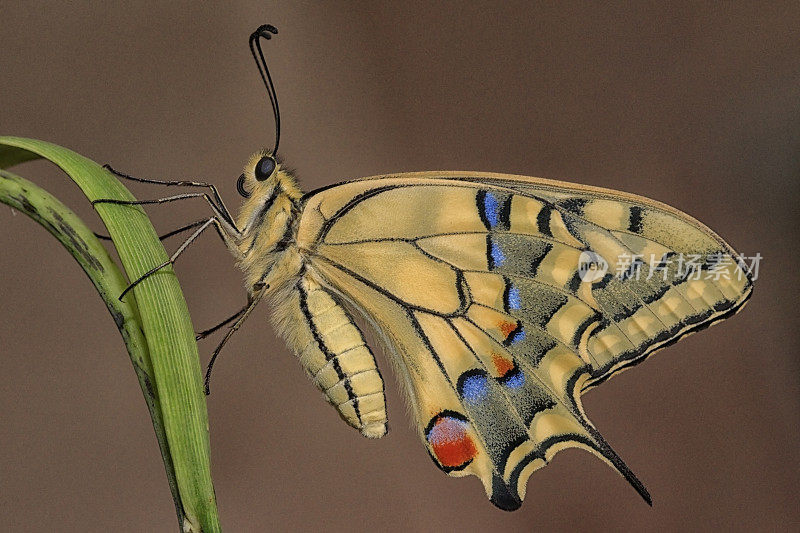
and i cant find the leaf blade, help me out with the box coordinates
[0,137,220,532]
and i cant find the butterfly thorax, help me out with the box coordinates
[233,158,304,293]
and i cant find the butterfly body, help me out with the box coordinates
[220,151,753,511]
[88,24,753,514]
[228,152,388,438]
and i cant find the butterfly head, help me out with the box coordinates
[236,150,280,199]
[235,148,301,216]
[235,149,302,223]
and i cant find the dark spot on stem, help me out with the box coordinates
[109,307,126,330]
[49,209,105,272]
[136,364,156,400]
[11,194,38,216]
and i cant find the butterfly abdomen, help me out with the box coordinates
[282,276,387,438]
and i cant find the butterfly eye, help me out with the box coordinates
[254,156,276,181]
[236,174,251,198]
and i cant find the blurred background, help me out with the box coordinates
[1,1,798,531]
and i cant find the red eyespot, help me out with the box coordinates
[426,413,477,470]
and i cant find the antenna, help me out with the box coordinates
[249,24,281,155]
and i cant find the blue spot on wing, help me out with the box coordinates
[427,415,470,444]
[502,370,525,389]
[507,285,521,310]
[490,241,505,268]
[508,328,525,345]
[460,372,489,404]
[482,192,501,229]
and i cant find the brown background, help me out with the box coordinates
[1,1,798,531]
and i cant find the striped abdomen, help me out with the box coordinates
[292,277,387,438]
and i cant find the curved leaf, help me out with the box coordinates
[0,137,219,533]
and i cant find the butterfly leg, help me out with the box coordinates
[116,216,227,301]
[203,288,267,395]
[93,218,208,242]
[92,192,238,231]
[102,164,237,228]
[195,305,247,340]
[94,173,254,339]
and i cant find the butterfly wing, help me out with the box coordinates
[295,172,753,510]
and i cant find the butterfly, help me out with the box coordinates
[96,25,754,511]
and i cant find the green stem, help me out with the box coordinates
[0,137,220,532]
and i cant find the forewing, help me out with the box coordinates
[297,172,753,509]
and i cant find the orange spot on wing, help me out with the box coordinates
[499,320,517,337]
[491,353,515,377]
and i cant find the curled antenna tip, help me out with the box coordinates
[253,24,278,38]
